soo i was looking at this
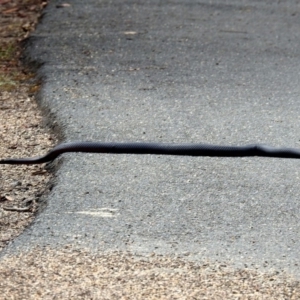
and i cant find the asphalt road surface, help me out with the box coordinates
[6,0,300,277]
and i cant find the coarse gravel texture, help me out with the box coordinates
[0,246,300,299]
[0,0,55,251]
[0,88,54,251]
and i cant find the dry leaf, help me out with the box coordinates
[0,195,14,201]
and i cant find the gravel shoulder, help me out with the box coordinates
[1,1,300,298]
[1,246,300,299]
[0,0,54,252]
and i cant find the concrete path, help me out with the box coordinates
[6,0,300,277]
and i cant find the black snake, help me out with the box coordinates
[1,141,300,165]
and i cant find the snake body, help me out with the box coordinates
[1,142,300,165]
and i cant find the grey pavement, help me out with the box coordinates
[5,0,300,277]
